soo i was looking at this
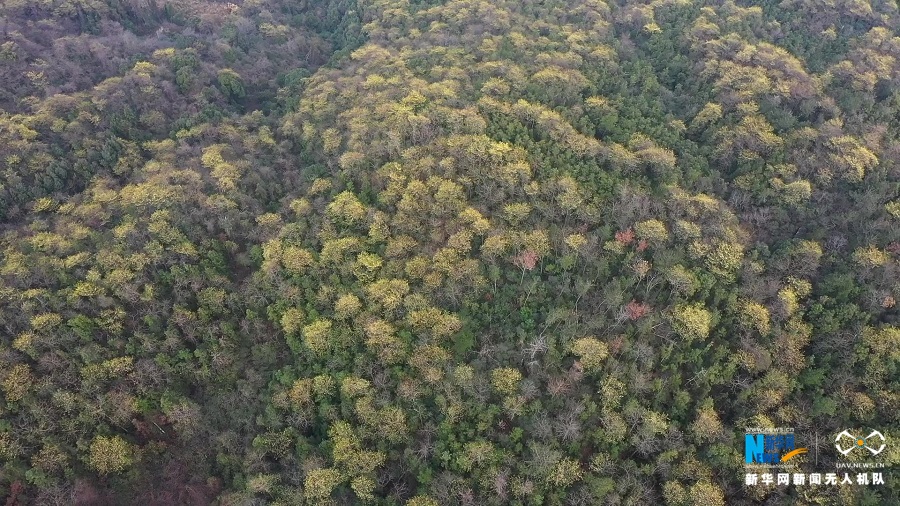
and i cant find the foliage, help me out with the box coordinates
[0,0,898,503]
[87,436,133,475]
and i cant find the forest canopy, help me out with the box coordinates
[0,0,898,504]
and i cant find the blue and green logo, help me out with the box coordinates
[745,431,807,464]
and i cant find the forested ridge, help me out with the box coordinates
[0,0,898,504]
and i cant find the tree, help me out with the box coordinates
[828,136,878,183]
[217,69,245,99]
[570,337,609,373]
[634,219,669,244]
[688,481,725,506]
[625,300,652,320]
[1,0,898,503]
[1,364,33,402]
[704,242,744,278]
[281,308,306,335]
[668,304,712,342]
[547,458,583,487]
[690,403,724,443]
[329,421,386,477]
[770,178,812,206]
[737,299,771,335]
[303,319,333,354]
[334,294,362,319]
[491,368,522,396]
[407,496,439,506]
[304,468,343,502]
[87,436,133,475]
[327,191,368,228]
[365,278,410,313]
[853,246,889,268]
[364,319,404,363]
[282,246,315,275]
[513,249,538,282]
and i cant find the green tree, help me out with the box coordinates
[217,68,245,99]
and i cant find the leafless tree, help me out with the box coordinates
[530,414,555,441]
[523,335,547,365]
[494,469,509,502]
[554,411,582,442]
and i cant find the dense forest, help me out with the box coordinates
[0,0,898,503]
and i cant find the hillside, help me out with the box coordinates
[0,0,898,504]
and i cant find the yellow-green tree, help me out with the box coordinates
[88,435,134,474]
[491,368,522,396]
[668,304,712,342]
[304,467,344,503]
[570,337,609,373]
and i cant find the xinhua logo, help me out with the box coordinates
[835,430,886,456]
[745,432,808,464]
